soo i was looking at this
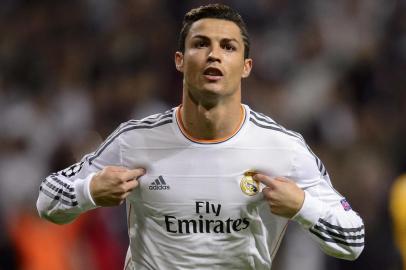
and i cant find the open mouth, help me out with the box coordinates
[203,67,223,81]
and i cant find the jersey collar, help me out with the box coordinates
[175,104,247,144]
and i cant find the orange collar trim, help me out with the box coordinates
[176,104,246,144]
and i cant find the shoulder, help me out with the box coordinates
[247,107,306,147]
[86,108,176,164]
[116,108,175,135]
[246,107,328,179]
[246,107,324,170]
[99,107,176,146]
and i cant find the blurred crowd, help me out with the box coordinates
[0,0,405,269]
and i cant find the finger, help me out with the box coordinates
[121,168,146,181]
[105,166,129,173]
[124,179,139,191]
[253,174,277,188]
[261,186,272,197]
[274,176,291,183]
[120,190,134,201]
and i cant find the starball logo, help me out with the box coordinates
[164,201,250,234]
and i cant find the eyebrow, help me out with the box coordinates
[191,35,240,44]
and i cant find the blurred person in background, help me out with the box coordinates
[36,4,364,269]
[390,174,406,270]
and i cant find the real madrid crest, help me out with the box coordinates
[240,171,259,196]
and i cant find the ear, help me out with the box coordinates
[175,51,184,73]
[242,58,253,78]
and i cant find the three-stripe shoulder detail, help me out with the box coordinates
[87,109,174,164]
[309,218,365,247]
[250,110,304,141]
[249,110,327,176]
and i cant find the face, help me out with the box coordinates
[175,18,252,103]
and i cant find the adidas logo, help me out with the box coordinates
[149,176,170,190]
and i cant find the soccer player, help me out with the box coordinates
[37,4,365,269]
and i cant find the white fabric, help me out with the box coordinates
[37,105,364,269]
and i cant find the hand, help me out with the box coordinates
[90,166,145,207]
[254,174,305,219]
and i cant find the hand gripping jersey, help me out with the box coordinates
[37,105,365,269]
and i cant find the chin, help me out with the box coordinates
[200,88,228,100]
[201,82,227,94]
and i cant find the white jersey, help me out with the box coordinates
[37,105,364,269]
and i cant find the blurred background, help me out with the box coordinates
[0,0,405,269]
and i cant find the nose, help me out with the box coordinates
[207,45,221,63]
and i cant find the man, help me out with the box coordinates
[37,4,365,269]
[390,174,406,270]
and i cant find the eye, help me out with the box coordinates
[195,40,208,48]
[222,43,236,52]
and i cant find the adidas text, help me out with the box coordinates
[148,176,170,190]
[149,185,170,190]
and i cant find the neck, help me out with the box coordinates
[179,91,244,141]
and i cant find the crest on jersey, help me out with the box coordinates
[240,172,259,196]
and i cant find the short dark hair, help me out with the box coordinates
[178,4,250,59]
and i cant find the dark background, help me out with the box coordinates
[0,0,404,269]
